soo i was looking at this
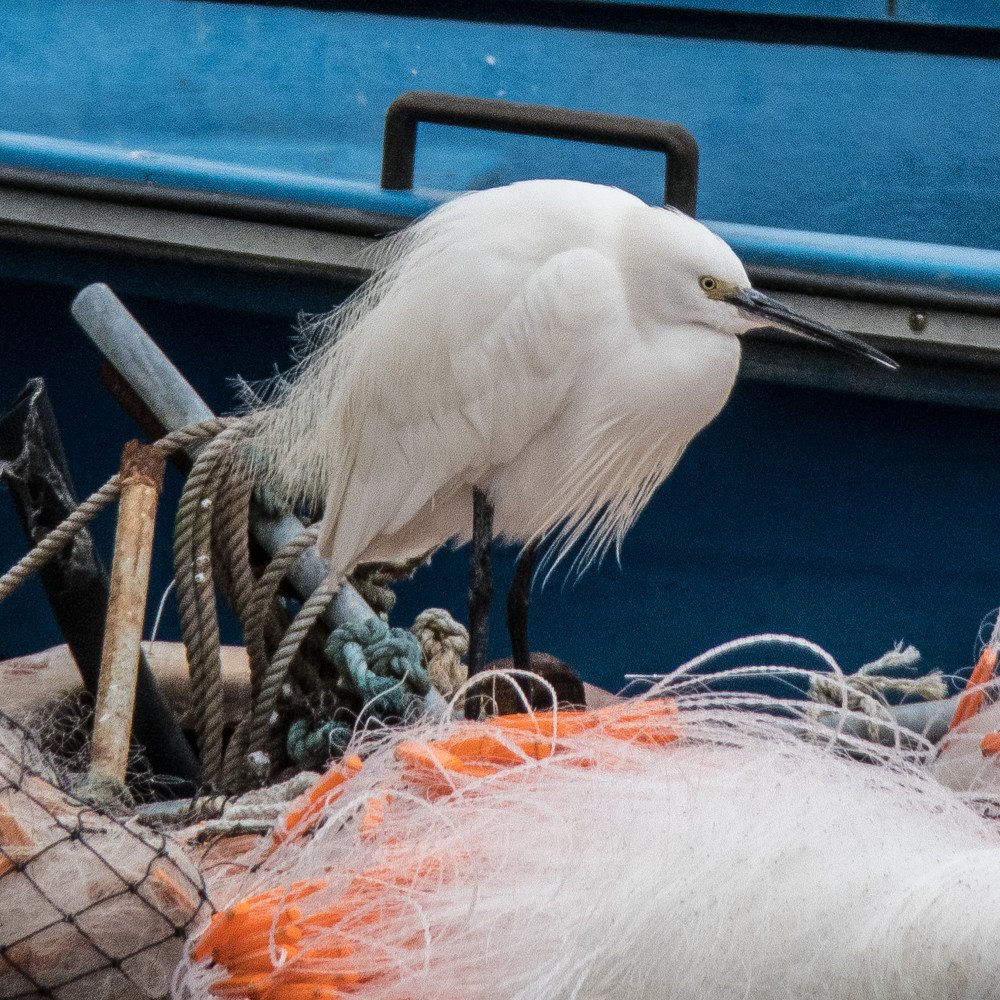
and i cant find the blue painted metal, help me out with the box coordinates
[537,1,1000,29]
[8,126,999,296]
[710,223,1000,297]
[0,130,439,218]
[2,1,1000,254]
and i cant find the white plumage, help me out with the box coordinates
[248,181,738,578]
[245,179,893,582]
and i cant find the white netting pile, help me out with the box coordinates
[174,674,1000,1000]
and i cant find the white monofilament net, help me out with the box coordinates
[174,666,1000,1000]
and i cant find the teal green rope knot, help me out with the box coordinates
[325,617,430,718]
[287,718,353,769]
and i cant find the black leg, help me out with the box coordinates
[507,540,539,675]
[467,487,494,679]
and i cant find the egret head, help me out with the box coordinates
[618,204,752,337]
[620,203,897,370]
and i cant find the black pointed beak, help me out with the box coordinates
[727,288,899,371]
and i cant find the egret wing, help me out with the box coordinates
[318,246,626,576]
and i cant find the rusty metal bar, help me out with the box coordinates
[381,91,700,215]
[89,440,166,789]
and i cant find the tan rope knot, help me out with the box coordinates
[808,644,947,722]
[411,608,469,700]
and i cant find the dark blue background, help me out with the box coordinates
[2,249,996,694]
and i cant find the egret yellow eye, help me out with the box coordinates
[699,276,718,292]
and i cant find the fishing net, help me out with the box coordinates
[0,711,211,1000]
[174,679,1000,1000]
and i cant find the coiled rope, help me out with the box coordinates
[223,523,325,790]
[172,421,253,789]
[1,416,469,798]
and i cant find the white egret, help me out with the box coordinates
[245,179,896,677]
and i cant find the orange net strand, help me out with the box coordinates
[194,697,683,999]
[949,647,998,732]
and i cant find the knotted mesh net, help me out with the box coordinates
[0,711,211,999]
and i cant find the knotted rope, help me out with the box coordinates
[286,717,355,770]
[283,611,468,769]
[326,617,429,714]
[808,645,946,716]
[281,618,429,769]
[411,607,469,700]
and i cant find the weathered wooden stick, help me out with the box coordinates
[90,440,166,789]
[71,282,375,626]
[0,379,200,792]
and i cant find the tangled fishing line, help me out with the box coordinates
[171,668,1000,1000]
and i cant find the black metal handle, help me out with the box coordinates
[381,91,699,216]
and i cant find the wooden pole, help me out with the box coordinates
[1,379,200,793]
[90,440,166,790]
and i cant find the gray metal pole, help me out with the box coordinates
[71,283,374,626]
